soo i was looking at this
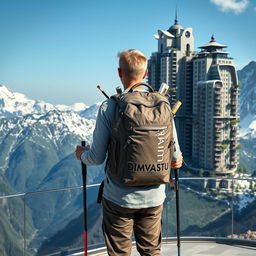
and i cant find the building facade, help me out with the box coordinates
[148,18,240,177]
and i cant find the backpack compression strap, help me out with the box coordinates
[128,82,154,93]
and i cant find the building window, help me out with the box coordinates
[186,44,190,52]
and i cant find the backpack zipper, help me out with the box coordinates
[132,126,167,132]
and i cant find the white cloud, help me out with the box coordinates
[210,0,249,14]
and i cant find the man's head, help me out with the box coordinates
[117,49,148,87]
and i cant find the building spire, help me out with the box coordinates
[211,34,215,42]
[174,8,178,24]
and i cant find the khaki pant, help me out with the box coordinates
[102,198,163,256]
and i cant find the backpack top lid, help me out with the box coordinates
[112,82,170,110]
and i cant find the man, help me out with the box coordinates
[76,49,183,256]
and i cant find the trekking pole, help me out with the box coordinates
[174,168,181,256]
[171,101,182,256]
[97,85,109,99]
[81,141,87,256]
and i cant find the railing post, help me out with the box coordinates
[165,201,169,242]
[231,178,234,238]
[23,194,26,256]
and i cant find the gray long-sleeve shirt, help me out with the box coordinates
[81,96,182,209]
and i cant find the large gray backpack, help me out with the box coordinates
[107,83,174,186]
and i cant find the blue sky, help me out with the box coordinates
[0,0,255,105]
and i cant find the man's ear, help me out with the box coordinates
[118,68,122,78]
[142,69,148,79]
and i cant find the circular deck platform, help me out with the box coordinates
[86,238,256,256]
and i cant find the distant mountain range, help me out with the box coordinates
[0,85,103,254]
[237,61,256,172]
[0,60,256,255]
[238,61,256,138]
[0,84,98,118]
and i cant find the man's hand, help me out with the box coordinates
[75,145,90,160]
[171,155,183,169]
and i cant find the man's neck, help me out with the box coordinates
[123,80,144,90]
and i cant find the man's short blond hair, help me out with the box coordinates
[118,49,147,79]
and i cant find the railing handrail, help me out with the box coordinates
[1,176,255,200]
[0,183,101,200]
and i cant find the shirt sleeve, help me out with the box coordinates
[172,118,182,161]
[81,100,113,165]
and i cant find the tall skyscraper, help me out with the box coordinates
[148,17,240,178]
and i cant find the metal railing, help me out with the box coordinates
[0,177,256,256]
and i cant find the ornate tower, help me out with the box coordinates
[148,15,194,159]
[191,35,239,177]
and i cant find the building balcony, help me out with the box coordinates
[214,123,222,129]
[230,140,239,145]
[214,156,221,161]
[214,152,222,157]
[230,150,238,156]
[215,84,222,89]
[230,132,237,138]
[215,138,222,144]
[231,95,239,100]
[214,158,221,163]
[214,127,222,132]
[230,145,239,150]
[230,156,239,161]
[215,131,222,136]
[231,112,239,116]
[231,100,238,105]
[214,151,222,156]
[215,137,221,143]
[230,160,239,166]
[213,162,221,168]
[214,111,221,116]
[231,125,238,130]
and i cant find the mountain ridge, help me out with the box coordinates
[0,84,101,119]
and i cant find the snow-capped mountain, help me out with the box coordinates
[0,84,103,192]
[0,84,101,119]
[238,61,256,138]
[0,84,57,117]
[0,110,96,192]
[0,85,104,250]
[79,102,102,120]
[237,61,256,172]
